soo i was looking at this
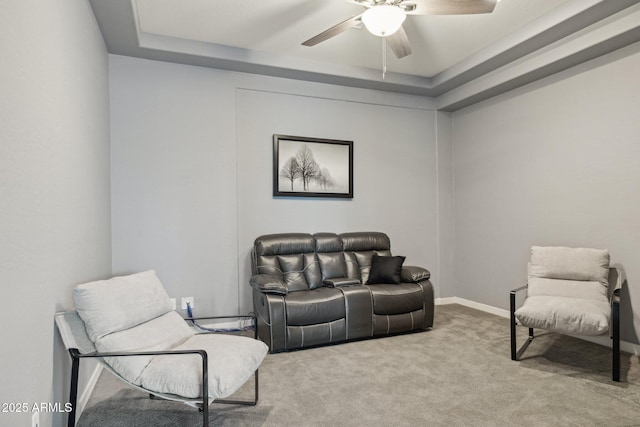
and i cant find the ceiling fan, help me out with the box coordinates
[302,0,499,59]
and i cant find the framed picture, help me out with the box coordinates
[273,134,353,198]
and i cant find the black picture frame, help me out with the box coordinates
[273,134,353,198]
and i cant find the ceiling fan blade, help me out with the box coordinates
[387,25,412,59]
[413,0,497,15]
[302,14,363,47]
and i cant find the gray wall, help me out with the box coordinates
[109,55,450,316]
[452,43,640,343]
[436,112,455,298]
[235,88,440,313]
[0,0,111,426]
[2,3,637,424]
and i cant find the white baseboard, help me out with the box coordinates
[436,297,510,318]
[435,296,640,355]
[75,364,102,423]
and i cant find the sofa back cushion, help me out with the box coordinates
[344,252,361,280]
[341,232,393,284]
[341,232,391,252]
[314,233,349,281]
[314,233,343,253]
[253,233,322,290]
[252,232,398,290]
[278,253,321,291]
[73,270,173,342]
[317,253,348,281]
[254,233,316,257]
[528,246,610,300]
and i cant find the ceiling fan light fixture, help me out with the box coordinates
[361,5,406,37]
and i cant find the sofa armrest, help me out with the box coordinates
[250,274,288,295]
[323,278,362,287]
[400,266,431,283]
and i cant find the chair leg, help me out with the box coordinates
[512,327,535,361]
[510,291,517,360]
[203,402,208,427]
[215,369,259,406]
[612,299,620,382]
[510,319,517,359]
[68,351,80,427]
[510,291,534,360]
[202,353,209,427]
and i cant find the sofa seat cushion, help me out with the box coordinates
[285,288,346,326]
[95,311,194,385]
[139,334,268,400]
[367,283,424,315]
[515,295,610,336]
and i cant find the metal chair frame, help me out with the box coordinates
[62,315,260,427]
[510,285,621,382]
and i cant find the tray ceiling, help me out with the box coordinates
[90,0,640,110]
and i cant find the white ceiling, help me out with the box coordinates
[133,0,569,77]
[89,0,640,110]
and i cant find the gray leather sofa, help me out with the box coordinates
[250,232,434,352]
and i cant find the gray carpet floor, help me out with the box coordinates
[77,304,640,426]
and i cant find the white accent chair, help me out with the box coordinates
[510,246,621,381]
[55,270,268,427]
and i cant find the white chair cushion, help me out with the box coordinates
[95,311,194,385]
[74,270,173,342]
[139,334,268,400]
[530,246,609,286]
[515,295,610,336]
[527,277,607,300]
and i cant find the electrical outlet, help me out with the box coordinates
[181,297,194,310]
[32,412,39,427]
[170,298,176,310]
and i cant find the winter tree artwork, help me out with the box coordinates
[273,135,353,198]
